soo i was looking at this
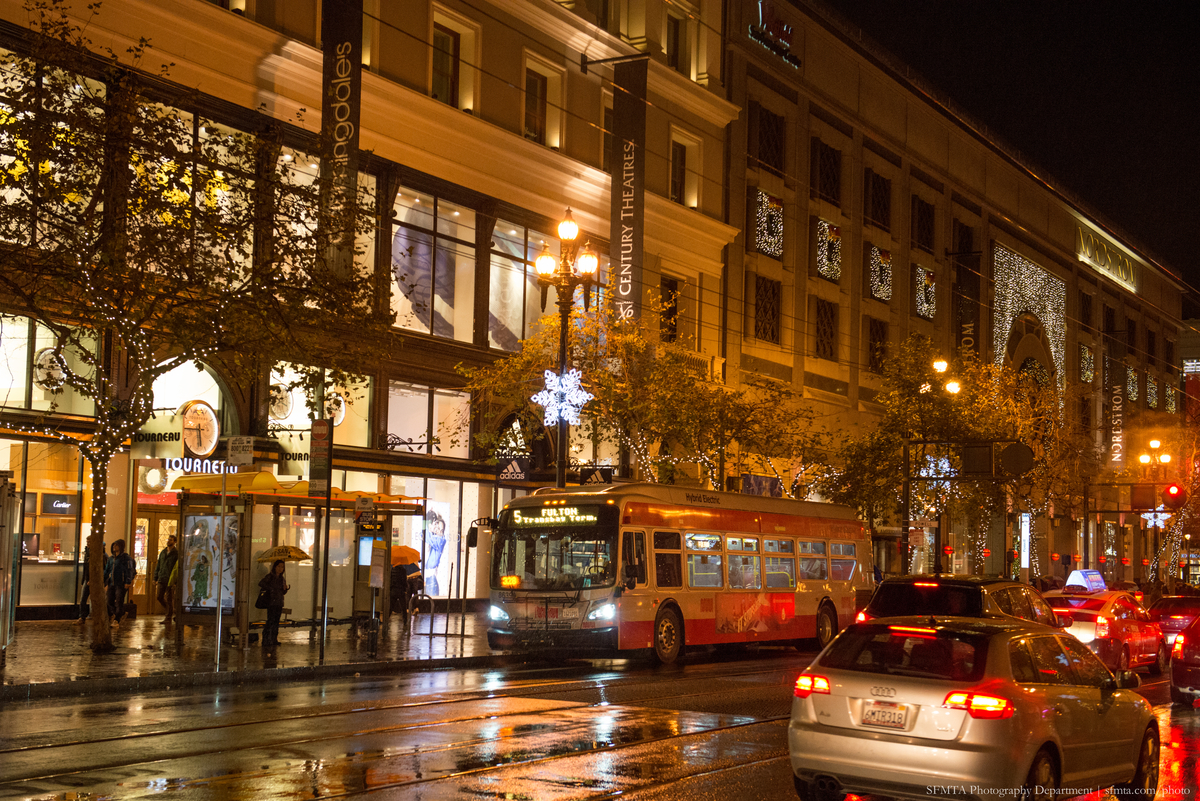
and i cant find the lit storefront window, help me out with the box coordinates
[391,186,474,341]
[386,381,469,458]
[0,315,95,416]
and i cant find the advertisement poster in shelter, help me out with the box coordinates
[181,514,239,610]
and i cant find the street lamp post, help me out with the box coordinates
[535,208,598,489]
[1138,439,1172,582]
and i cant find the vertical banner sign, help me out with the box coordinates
[609,58,647,323]
[954,264,979,355]
[1108,371,1125,469]
[309,419,333,498]
[320,0,363,278]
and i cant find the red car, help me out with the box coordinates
[1149,595,1200,646]
[1170,615,1200,704]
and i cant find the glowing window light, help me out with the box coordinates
[1127,366,1139,402]
[992,245,1065,388]
[1147,376,1158,409]
[531,368,593,427]
[869,245,892,301]
[755,190,784,259]
[915,267,936,320]
[1167,386,1177,414]
[1079,344,1095,383]
[816,219,841,282]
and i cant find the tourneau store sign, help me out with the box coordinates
[511,506,600,526]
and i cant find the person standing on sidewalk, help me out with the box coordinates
[154,535,179,624]
[104,539,136,629]
[78,544,91,622]
[259,559,289,654]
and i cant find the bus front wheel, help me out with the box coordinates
[654,607,683,664]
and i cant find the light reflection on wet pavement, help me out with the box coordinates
[5,662,1200,800]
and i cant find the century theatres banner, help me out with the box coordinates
[609,58,648,323]
[320,0,363,278]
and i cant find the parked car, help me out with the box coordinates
[789,617,1158,800]
[1044,588,1167,673]
[1149,595,1200,644]
[857,575,1069,630]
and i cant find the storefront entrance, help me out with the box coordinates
[131,507,179,617]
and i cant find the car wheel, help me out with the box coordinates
[815,604,837,648]
[1150,643,1168,676]
[1171,685,1190,706]
[653,607,683,665]
[1023,749,1058,801]
[1116,725,1160,799]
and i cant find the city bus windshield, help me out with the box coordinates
[491,504,617,591]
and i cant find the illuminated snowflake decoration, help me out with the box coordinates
[992,245,1065,388]
[1142,507,1172,527]
[755,190,784,259]
[1167,385,1178,414]
[869,245,892,301]
[1079,344,1094,383]
[914,268,936,319]
[531,368,593,427]
[1147,376,1158,409]
[1126,366,1139,402]
[816,220,841,282]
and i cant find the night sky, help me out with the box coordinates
[820,0,1200,295]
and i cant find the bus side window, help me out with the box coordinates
[830,542,857,581]
[654,531,682,588]
[765,539,796,588]
[622,531,648,585]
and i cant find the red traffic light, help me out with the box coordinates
[1164,483,1189,511]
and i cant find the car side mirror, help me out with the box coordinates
[1108,670,1140,691]
[1055,613,1073,629]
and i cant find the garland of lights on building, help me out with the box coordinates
[755,190,784,259]
[1126,366,1139,402]
[816,219,841,281]
[869,245,892,301]
[1167,385,1177,414]
[1147,376,1158,409]
[914,268,936,319]
[992,245,1065,387]
[1079,344,1094,383]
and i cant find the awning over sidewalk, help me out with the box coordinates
[170,474,423,510]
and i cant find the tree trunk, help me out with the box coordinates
[86,454,113,652]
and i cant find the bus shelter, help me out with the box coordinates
[170,473,423,649]
[0,471,18,666]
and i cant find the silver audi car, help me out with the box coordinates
[788,617,1159,801]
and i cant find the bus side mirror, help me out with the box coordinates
[621,565,637,590]
[466,527,478,548]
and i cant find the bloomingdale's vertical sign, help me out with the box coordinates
[320,0,363,277]
[609,58,647,323]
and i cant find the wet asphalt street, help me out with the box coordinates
[0,649,1195,801]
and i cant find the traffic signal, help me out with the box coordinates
[1164,483,1189,511]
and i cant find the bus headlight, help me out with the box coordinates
[586,602,616,621]
[488,605,510,623]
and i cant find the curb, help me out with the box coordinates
[1,653,532,702]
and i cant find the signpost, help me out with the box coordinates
[309,419,334,660]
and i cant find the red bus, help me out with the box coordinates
[487,483,872,663]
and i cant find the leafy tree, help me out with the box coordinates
[0,2,390,651]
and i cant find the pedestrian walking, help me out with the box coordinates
[104,539,136,629]
[259,559,290,654]
[78,544,91,622]
[155,534,179,623]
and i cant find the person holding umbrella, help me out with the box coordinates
[258,559,290,654]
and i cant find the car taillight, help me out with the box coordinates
[856,611,870,623]
[1095,616,1110,638]
[795,674,831,698]
[1174,634,1186,658]
[943,691,1014,719]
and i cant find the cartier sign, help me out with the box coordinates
[1077,226,1137,291]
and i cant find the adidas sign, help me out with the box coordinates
[499,460,526,481]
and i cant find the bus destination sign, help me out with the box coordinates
[512,506,599,526]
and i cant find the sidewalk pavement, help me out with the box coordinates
[1,610,520,701]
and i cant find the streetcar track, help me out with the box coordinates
[0,659,806,758]
[585,752,792,801]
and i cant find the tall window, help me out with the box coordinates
[431,24,460,108]
[1126,318,1137,356]
[811,138,841,205]
[864,168,891,231]
[911,196,934,253]
[868,245,892,301]
[386,381,470,458]
[1166,339,1176,370]
[1079,291,1093,333]
[815,220,842,282]
[670,141,686,205]
[814,298,837,361]
[754,275,781,344]
[867,317,888,373]
[914,268,936,320]
[1079,395,1092,433]
[524,69,548,144]
[753,190,784,259]
[390,186,476,342]
[602,104,613,172]
[1147,330,1157,367]
[751,103,785,176]
[1102,304,1116,338]
[661,276,680,343]
[666,14,684,73]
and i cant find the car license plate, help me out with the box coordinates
[862,701,907,730]
[533,606,579,619]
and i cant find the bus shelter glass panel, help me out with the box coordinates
[180,512,238,610]
[279,506,319,620]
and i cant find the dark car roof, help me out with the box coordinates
[880,575,1023,588]
[854,615,1046,638]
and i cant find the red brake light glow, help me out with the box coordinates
[943,691,1014,719]
[856,611,870,623]
[913,582,939,587]
[794,674,831,698]
[1095,616,1110,639]
[889,625,938,638]
[1175,634,1186,658]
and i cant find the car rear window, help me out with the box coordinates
[1151,598,1200,614]
[1046,597,1106,612]
[868,583,983,617]
[820,625,989,682]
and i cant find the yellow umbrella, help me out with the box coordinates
[257,545,311,563]
[391,545,421,566]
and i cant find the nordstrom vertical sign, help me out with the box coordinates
[320,0,363,278]
[609,58,648,323]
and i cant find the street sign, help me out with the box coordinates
[369,539,386,588]
[308,419,332,497]
[355,495,375,523]
[226,436,254,466]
